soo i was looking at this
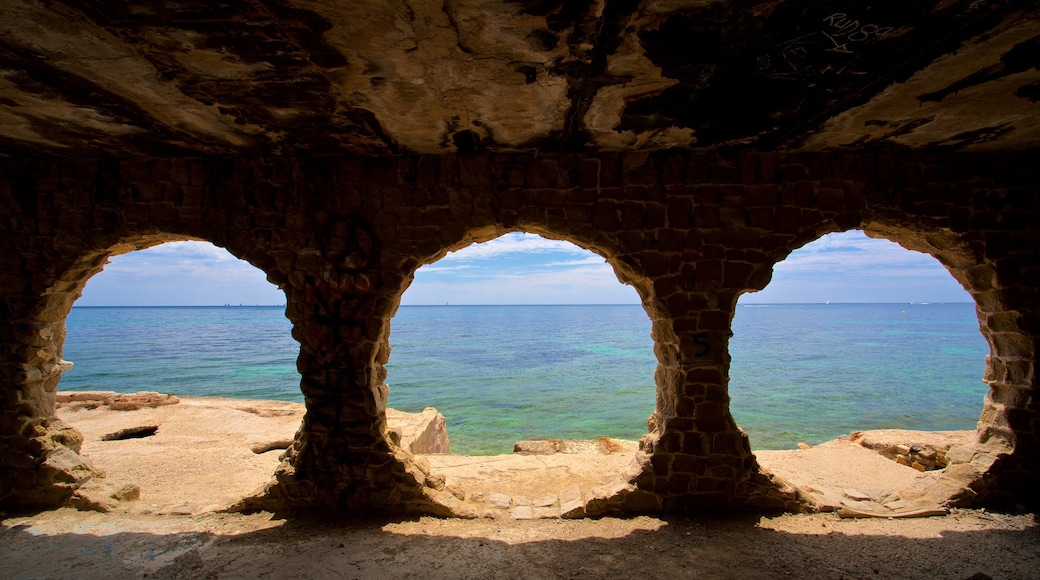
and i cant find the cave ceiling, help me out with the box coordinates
[0,0,1038,157]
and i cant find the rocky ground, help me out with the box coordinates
[0,396,1036,579]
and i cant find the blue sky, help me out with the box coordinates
[76,241,286,307]
[74,230,971,306]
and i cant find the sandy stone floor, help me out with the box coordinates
[0,397,1036,579]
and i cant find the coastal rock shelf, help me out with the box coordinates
[57,391,180,411]
[755,433,981,518]
[48,396,987,521]
[418,439,645,519]
[51,396,658,517]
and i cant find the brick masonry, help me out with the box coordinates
[0,151,1036,514]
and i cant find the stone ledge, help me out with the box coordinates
[514,438,638,455]
[56,391,180,411]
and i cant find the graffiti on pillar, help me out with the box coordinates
[315,216,381,309]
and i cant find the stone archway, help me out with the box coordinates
[53,240,298,512]
[1,152,1036,515]
[0,230,301,510]
[856,222,1032,506]
[1,233,193,507]
[378,231,659,517]
[730,229,991,512]
[342,225,674,517]
[728,219,1032,510]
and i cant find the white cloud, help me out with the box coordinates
[410,233,627,304]
[776,231,940,274]
[135,240,236,259]
[742,231,971,303]
[109,242,281,292]
[75,230,971,307]
[418,264,474,273]
[77,241,284,306]
[440,232,589,262]
[407,261,637,305]
[543,256,606,267]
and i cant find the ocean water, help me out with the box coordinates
[60,303,988,455]
[729,303,988,449]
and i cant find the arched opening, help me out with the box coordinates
[384,232,656,515]
[733,230,990,512]
[54,240,301,514]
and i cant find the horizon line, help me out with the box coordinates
[71,301,976,308]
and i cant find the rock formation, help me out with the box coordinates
[386,407,451,455]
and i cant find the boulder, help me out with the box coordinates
[68,480,141,513]
[38,446,99,486]
[385,407,450,454]
[47,419,85,453]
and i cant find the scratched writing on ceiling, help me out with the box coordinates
[757,13,895,79]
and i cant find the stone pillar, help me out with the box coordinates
[0,241,105,510]
[238,204,447,512]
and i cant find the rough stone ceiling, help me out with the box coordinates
[0,0,1038,157]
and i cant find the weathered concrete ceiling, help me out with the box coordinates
[1,0,1038,157]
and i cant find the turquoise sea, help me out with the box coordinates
[60,303,988,455]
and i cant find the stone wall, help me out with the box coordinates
[1,151,1036,514]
